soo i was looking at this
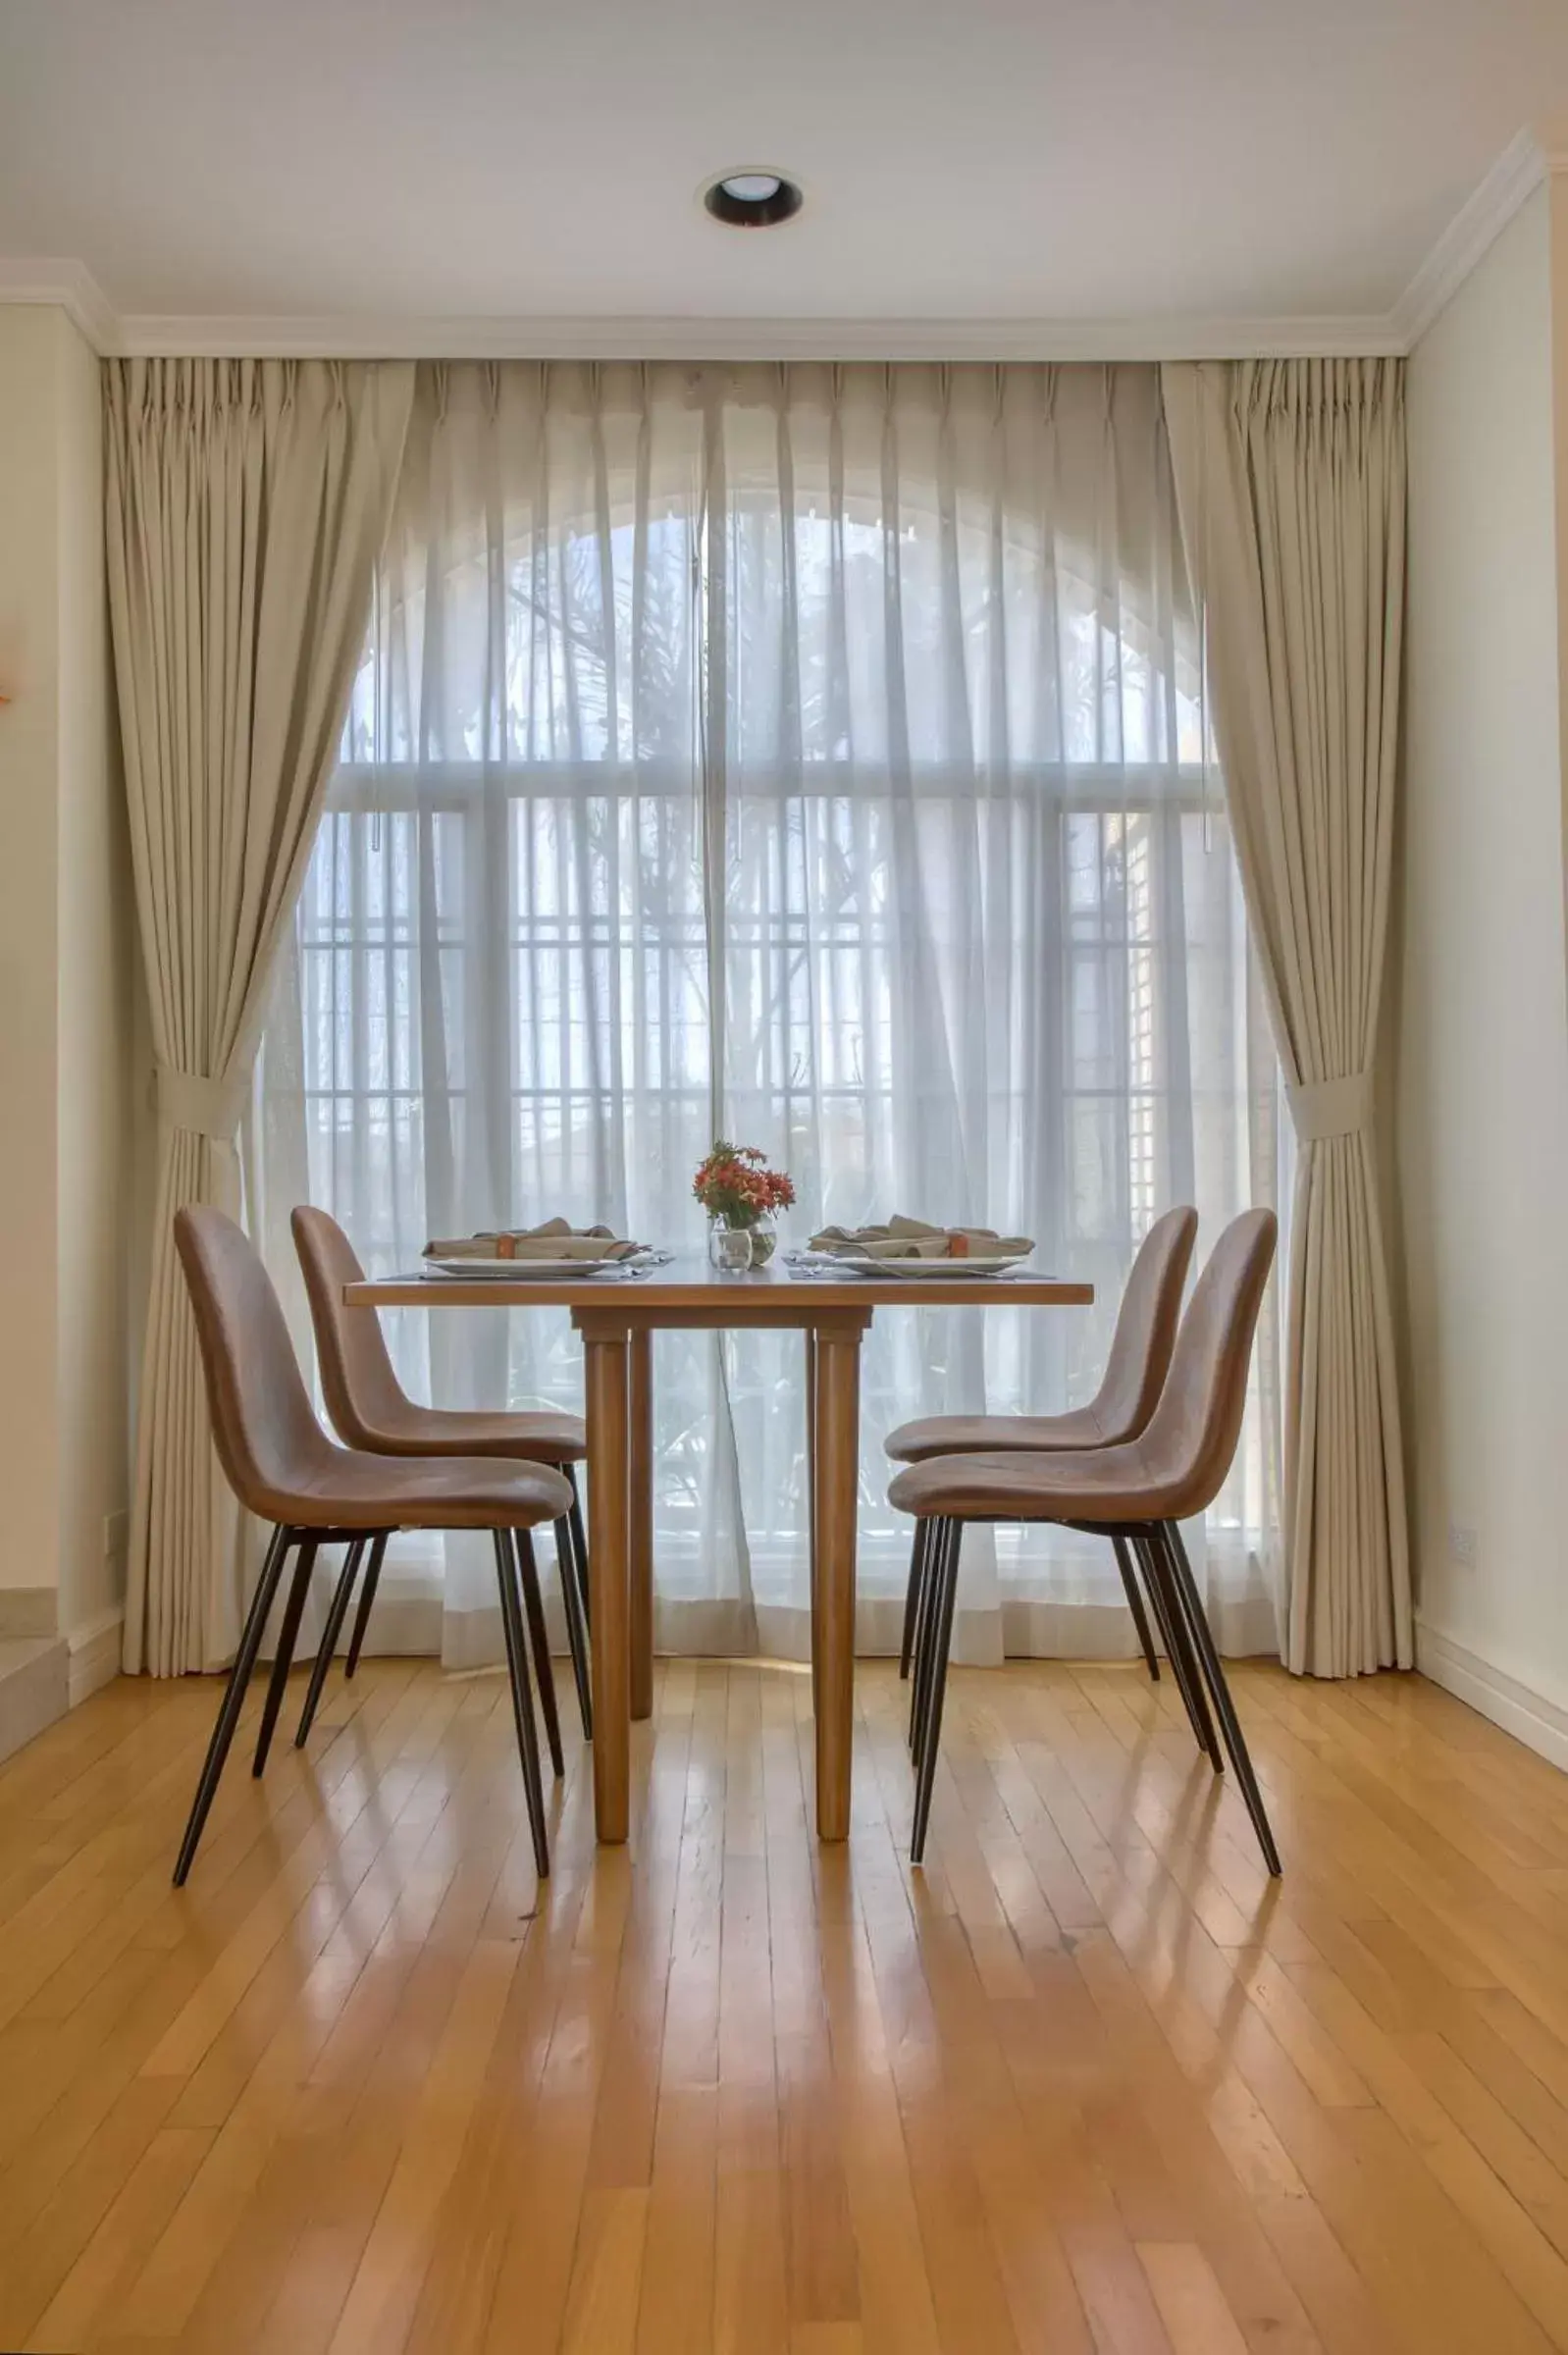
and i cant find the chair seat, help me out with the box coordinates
[887,1441,1185,1527]
[287,1448,574,1532]
[884,1405,1112,1462]
[347,1404,588,1465]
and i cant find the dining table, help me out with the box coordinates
[346,1255,1095,1845]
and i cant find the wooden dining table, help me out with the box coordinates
[346,1256,1094,1846]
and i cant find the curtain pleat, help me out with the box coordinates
[1162,357,1411,1676]
[107,355,415,1673]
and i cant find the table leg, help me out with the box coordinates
[811,1324,862,1841]
[584,1328,631,1843]
[629,1328,654,1722]
[804,1328,819,1720]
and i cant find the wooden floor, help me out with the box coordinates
[3,1655,1568,2355]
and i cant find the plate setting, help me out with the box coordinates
[862,1253,1034,1280]
[785,1247,1035,1281]
[418,1230,666,1281]
[419,1255,655,1281]
[798,1216,1034,1277]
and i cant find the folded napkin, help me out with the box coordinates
[807,1215,1032,1261]
[424,1220,643,1263]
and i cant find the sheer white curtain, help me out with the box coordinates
[254,359,1282,1666]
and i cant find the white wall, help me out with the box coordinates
[0,310,66,1624]
[1396,183,1568,1753]
[1555,169,1568,960]
[0,306,134,1665]
[54,314,134,1640]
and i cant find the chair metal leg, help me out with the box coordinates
[1110,1533,1160,1681]
[911,1517,962,1864]
[1136,1527,1222,1766]
[909,1513,940,1793]
[252,1533,320,1776]
[555,1511,594,1742]
[913,1517,966,1771]
[513,1528,565,1778]
[494,1531,549,1878]
[295,1537,366,1748]
[343,1531,389,1678]
[173,1524,293,1886]
[899,1517,931,1682]
[566,1466,591,1634]
[1158,1521,1281,1875]
[909,1516,939,1754]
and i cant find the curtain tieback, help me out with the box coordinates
[1287,1071,1372,1144]
[155,1064,247,1143]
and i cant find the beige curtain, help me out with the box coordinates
[1162,358,1411,1676]
[106,357,414,1673]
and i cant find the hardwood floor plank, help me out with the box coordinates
[2,1658,1567,2352]
[1138,2241,1252,2354]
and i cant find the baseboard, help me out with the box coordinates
[68,1607,125,1708]
[1415,1619,1568,1774]
[0,1587,58,1640]
[0,1637,69,1766]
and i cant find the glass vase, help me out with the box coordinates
[708,1220,755,1273]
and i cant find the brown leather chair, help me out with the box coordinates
[885,1205,1198,1691]
[291,1205,593,1747]
[888,1208,1280,1873]
[171,1206,572,1886]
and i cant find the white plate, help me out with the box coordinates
[421,1254,644,1281]
[791,1249,1032,1279]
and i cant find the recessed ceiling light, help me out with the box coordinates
[703,170,805,229]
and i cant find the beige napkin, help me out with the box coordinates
[424,1220,642,1263]
[808,1214,1032,1261]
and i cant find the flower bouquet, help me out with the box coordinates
[693,1140,796,1268]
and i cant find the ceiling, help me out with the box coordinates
[2,0,1566,351]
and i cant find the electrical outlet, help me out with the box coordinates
[1447,1520,1478,1573]
[103,1509,130,1562]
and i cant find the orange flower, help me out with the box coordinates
[694,1139,795,1226]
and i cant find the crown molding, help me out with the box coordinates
[0,125,1555,366]
[1390,127,1551,347]
[105,308,1404,361]
[0,257,121,353]
[3,262,1404,359]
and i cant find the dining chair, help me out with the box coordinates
[888,1208,1281,1873]
[885,1204,1198,1700]
[290,1205,593,1753]
[171,1206,572,1886]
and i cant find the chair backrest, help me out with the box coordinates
[290,1204,409,1449]
[174,1206,338,1518]
[1088,1205,1199,1443]
[1138,1208,1278,1516]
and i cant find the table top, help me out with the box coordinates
[347,1255,1095,1316]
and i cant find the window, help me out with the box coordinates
[254,360,1281,1662]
